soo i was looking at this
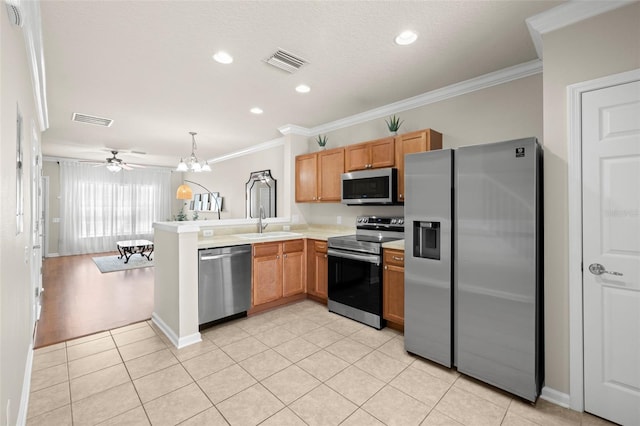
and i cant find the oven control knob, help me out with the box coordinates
[362,217,368,223]
[398,219,404,225]
[391,219,397,224]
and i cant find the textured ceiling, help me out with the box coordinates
[39,0,563,167]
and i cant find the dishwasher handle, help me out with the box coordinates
[199,246,252,261]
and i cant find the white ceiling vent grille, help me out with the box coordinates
[264,49,308,73]
[72,113,113,127]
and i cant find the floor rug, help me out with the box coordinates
[92,254,154,273]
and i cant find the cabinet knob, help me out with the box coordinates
[399,194,403,199]
[384,265,388,270]
[313,196,316,200]
[276,255,279,259]
[392,256,404,261]
[324,254,327,258]
[284,254,287,258]
[318,197,322,200]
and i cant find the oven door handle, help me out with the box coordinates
[328,248,380,266]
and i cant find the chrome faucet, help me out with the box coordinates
[258,205,268,233]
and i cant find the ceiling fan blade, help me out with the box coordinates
[120,163,134,171]
[125,163,146,168]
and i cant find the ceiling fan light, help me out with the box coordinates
[191,162,202,172]
[106,163,122,173]
[201,162,211,172]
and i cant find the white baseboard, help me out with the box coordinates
[151,312,201,349]
[540,386,571,409]
[17,344,34,426]
[46,253,59,258]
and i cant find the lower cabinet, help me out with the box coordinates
[383,248,405,325]
[252,239,305,307]
[306,239,328,301]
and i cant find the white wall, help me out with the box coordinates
[297,74,543,228]
[542,2,640,395]
[1,6,40,424]
[179,143,285,220]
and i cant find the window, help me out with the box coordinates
[59,162,171,255]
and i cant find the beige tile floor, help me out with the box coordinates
[27,300,613,426]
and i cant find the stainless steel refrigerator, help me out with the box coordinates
[404,137,543,402]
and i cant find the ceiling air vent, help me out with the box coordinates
[72,113,114,127]
[264,49,308,74]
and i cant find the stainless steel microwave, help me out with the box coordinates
[341,167,398,205]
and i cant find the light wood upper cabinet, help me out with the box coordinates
[383,248,405,326]
[395,129,442,201]
[317,148,345,202]
[295,147,344,203]
[295,153,318,202]
[306,239,328,300]
[345,137,395,171]
[252,239,306,307]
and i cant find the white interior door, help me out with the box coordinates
[582,80,640,426]
[30,121,43,325]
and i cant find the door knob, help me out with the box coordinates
[588,263,623,276]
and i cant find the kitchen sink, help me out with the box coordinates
[233,231,302,240]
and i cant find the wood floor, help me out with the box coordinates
[35,252,154,349]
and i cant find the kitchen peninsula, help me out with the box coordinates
[151,219,351,348]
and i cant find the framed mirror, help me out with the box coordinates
[246,170,276,219]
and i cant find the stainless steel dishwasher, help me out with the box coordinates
[198,245,252,325]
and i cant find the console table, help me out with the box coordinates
[116,239,154,264]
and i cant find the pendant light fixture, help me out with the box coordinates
[176,132,211,172]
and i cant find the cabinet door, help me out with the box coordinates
[314,251,328,299]
[252,243,282,306]
[345,143,371,171]
[396,129,443,201]
[306,239,328,299]
[317,148,344,202]
[370,137,395,169]
[295,153,318,202]
[283,252,305,297]
[383,249,405,325]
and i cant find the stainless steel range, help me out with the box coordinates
[327,215,404,329]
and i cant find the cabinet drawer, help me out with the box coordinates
[313,240,327,253]
[283,239,304,253]
[253,242,280,257]
[384,249,405,267]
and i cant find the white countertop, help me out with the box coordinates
[382,239,405,251]
[196,227,354,249]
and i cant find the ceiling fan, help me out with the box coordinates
[82,150,146,172]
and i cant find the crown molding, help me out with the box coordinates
[526,0,634,59]
[17,0,49,131]
[207,137,285,164]
[277,124,312,137]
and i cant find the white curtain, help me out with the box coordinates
[59,162,171,255]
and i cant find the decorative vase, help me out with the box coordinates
[318,145,326,151]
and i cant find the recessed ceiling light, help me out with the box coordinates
[395,30,418,45]
[213,51,233,64]
[296,84,311,93]
[250,107,263,115]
